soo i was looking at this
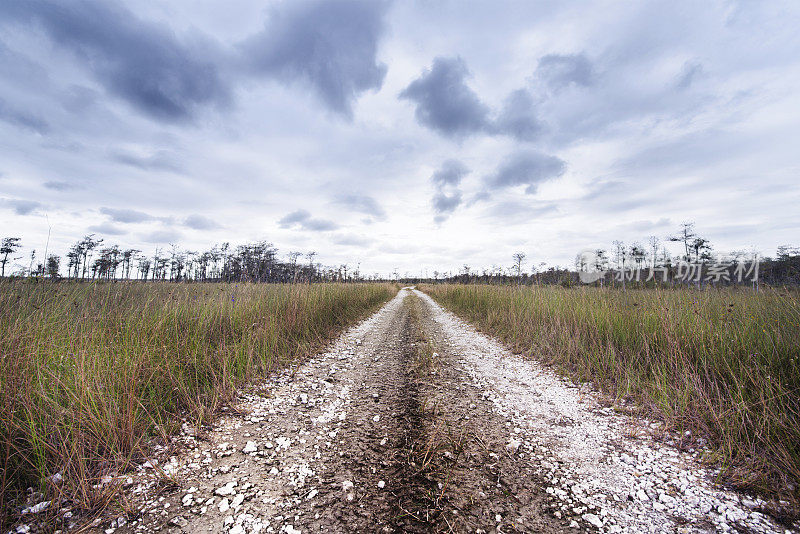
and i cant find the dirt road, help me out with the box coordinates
[80,288,795,534]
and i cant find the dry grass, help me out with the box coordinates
[422,283,800,505]
[0,280,395,524]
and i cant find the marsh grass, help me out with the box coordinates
[422,284,800,506]
[0,280,395,523]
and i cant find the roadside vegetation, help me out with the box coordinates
[422,284,800,507]
[0,280,396,524]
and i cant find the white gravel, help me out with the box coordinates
[415,289,798,534]
[26,288,794,534]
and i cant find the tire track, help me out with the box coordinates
[81,287,794,534]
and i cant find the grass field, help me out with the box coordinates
[422,284,800,505]
[0,281,395,519]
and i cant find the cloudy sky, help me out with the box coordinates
[1,0,799,276]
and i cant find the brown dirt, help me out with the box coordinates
[80,289,568,533]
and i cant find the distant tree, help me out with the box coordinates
[66,245,82,279]
[121,249,140,279]
[137,255,151,281]
[46,255,60,279]
[169,244,186,281]
[1,237,22,277]
[78,234,103,279]
[594,249,608,287]
[669,222,696,262]
[306,251,317,283]
[512,252,526,284]
[629,243,646,271]
[27,249,36,277]
[648,236,660,269]
[690,237,712,263]
[612,240,627,290]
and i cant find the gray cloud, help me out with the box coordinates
[278,209,338,232]
[99,207,154,223]
[333,233,375,247]
[485,150,567,194]
[141,229,182,244]
[535,53,593,90]
[141,230,182,244]
[0,97,49,134]
[432,191,462,219]
[43,181,80,191]
[0,0,230,122]
[484,200,558,225]
[111,149,183,173]
[241,0,390,118]
[183,214,220,230]
[87,222,126,236]
[430,159,469,223]
[401,57,542,141]
[400,57,490,138]
[431,159,469,187]
[2,198,42,215]
[333,194,386,221]
[493,89,542,141]
[677,61,703,90]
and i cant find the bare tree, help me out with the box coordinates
[669,222,696,262]
[630,243,646,271]
[613,240,627,290]
[596,249,608,287]
[648,236,660,270]
[306,251,317,283]
[512,251,526,284]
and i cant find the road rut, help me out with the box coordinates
[84,288,795,534]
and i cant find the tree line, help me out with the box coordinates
[407,223,800,288]
[0,235,374,283]
[2,222,798,286]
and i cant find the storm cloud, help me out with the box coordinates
[400,57,490,138]
[99,207,154,224]
[0,1,798,276]
[401,57,543,141]
[43,181,80,191]
[492,90,542,142]
[432,191,462,219]
[0,0,231,122]
[184,214,220,230]
[430,159,469,223]
[0,97,49,134]
[278,209,338,232]
[2,198,42,215]
[485,151,566,194]
[111,149,183,173]
[535,53,594,90]
[242,0,390,118]
[88,222,127,236]
[333,194,387,221]
[431,159,470,187]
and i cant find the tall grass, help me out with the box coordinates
[0,281,395,522]
[422,284,800,505]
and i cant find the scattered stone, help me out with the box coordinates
[216,481,237,496]
[218,498,230,513]
[21,501,50,514]
[583,513,603,528]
